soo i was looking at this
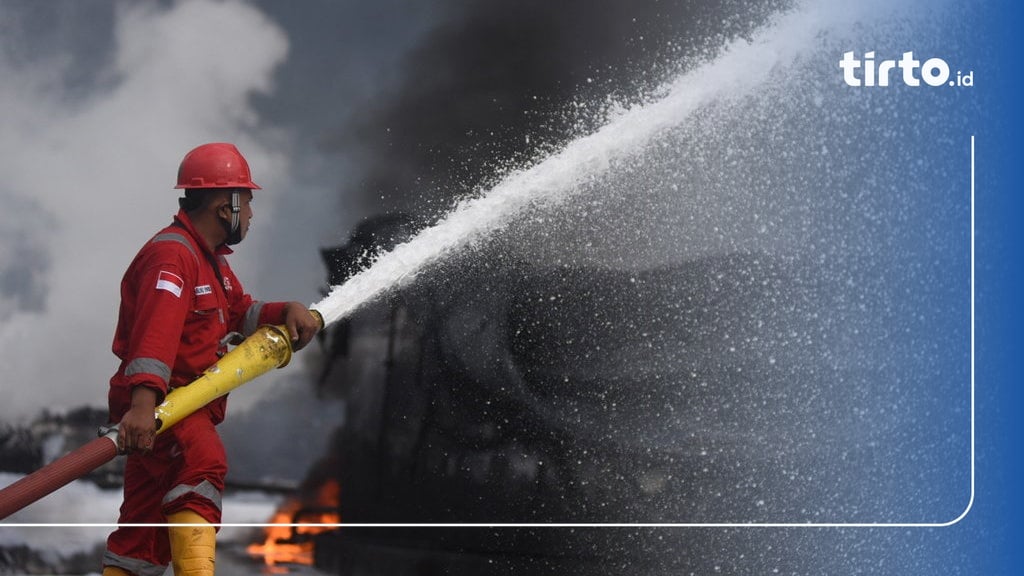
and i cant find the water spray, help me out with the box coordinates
[308,2,855,326]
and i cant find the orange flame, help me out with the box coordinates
[246,480,340,571]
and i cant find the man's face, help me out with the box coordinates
[216,188,254,243]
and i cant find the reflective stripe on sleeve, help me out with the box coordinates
[124,357,171,384]
[243,301,265,336]
[162,479,223,511]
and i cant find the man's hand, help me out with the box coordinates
[118,386,158,453]
[283,302,321,351]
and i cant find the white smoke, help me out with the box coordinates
[0,0,294,422]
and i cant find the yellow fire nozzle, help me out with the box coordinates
[153,323,293,433]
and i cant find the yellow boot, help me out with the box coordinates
[101,567,133,576]
[167,510,216,576]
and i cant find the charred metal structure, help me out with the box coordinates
[300,217,883,574]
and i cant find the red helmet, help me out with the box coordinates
[174,143,261,190]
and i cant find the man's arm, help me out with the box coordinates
[222,267,320,351]
[112,252,193,450]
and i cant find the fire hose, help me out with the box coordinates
[0,311,322,521]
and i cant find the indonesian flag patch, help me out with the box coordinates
[155,270,184,298]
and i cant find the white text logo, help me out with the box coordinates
[839,51,973,87]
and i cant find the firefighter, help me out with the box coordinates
[101,143,322,576]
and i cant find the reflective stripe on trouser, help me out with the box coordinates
[101,565,134,576]
[163,479,222,512]
[105,409,226,568]
[102,550,167,576]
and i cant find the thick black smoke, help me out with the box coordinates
[329,0,790,221]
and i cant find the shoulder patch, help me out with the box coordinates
[156,270,184,298]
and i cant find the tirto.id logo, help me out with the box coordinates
[839,51,973,87]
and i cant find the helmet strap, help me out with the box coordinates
[223,190,243,246]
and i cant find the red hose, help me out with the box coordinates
[0,433,119,520]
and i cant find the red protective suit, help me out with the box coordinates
[104,209,287,575]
